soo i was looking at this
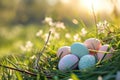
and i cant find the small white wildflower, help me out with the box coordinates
[73,34,80,41]
[97,20,109,34]
[65,33,71,38]
[55,22,66,29]
[44,17,54,26]
[48,21,55,26]
[81,28,87,36]
[36,30,43,37]
[25,41,33,51]
[54,32,60,39]
[98,76,103,80]
[25,41,33,49]
[20,41,33,52]
[72,19,78,24]
[50,28,56,34]
[97,22,102,28]
[44,17,52,23]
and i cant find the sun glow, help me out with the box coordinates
[80,0,113,14]
[60,0,71,4]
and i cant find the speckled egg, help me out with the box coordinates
[97,44,114,61]
[71,42,89,58]
[84,38,102,55]
[58,54,79,71]
[57,46,71,58]
[78,55,96,70]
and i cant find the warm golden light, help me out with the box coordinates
[79,0,113,14]
[60,0,71,4]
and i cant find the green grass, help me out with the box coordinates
[0,19,120,80]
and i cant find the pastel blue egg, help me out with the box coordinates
[71,42,89,58]
[79,55,96,70]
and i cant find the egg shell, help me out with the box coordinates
[97,44,114,61]
[78,55,96,70]
[71,42,89,58]
[58,54,79,71]
[57,46,71,58]
[84,38,102,55]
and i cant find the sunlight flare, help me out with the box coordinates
[79,0,113,14]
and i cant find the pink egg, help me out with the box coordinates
[97,44,114,61]
[84,38,102,55]
[58,54,79,71]
[57,46,71,58]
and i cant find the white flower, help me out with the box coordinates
[25,41,33,49]
[36,30,43,37]
[44,17,52,23]
[97,20,109,34]
[44,17,54,26]
[20,41,33,52]
[73,34,80,41]
[65,33,71,38]
[55,22,66,29]
[50,28,56,34]
[48,21,55,26]
[81,28,87,36]
[54,32,60,39]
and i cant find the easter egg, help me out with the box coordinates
[57,46,71,58]
[84,38,102,55]
[71,42,89,58]
[58,54,79,71]
[97,44,114,61]
[78,55,96,70]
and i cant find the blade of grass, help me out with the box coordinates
[34,31,51,69]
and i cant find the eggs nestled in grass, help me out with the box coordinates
[57,38,114,71]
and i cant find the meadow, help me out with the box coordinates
[0,0,120,80]
[0,16,120,80]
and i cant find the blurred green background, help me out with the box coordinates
[0,0,120,57]
[0,0,120,25]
